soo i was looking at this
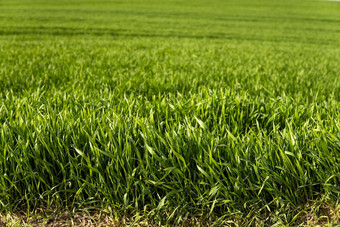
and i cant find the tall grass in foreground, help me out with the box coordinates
[1,86,340,224]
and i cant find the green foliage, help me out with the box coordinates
[0,0,340,224]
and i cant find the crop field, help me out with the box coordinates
[1,0,340,225]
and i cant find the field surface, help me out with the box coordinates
[1,0,340,225]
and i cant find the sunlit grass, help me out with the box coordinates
[0,0,340,225]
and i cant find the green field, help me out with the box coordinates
[1,0,340,225]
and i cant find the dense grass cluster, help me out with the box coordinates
[1,0,340,225]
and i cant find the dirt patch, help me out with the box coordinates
[1,202,340,226]
[0,212,118,227]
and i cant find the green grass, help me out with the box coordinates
[1,0,340,225]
